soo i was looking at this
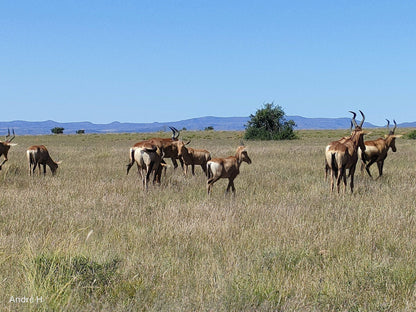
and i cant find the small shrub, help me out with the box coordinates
[406,130,416,139]
[51,127,64,134]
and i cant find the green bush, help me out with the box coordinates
[406,130,416,139]
[51,127,64,134]
[244,103,297,140]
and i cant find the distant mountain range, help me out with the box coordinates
[0,116,414,135]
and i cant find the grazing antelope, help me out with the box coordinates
[207,145,252,195]
[358,119,402,179]
[0,129,16,170]
[27,145,61,176]
[325,111,367,193]
[180,147,211,176]
[127,144,164,190]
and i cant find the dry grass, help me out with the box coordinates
[1,129,416,311]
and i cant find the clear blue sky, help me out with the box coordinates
[1,1,415,126]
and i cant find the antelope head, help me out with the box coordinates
[236,145,252,164]
[176,140,191,157]
[385,119,401,152]
[349,111,367,152]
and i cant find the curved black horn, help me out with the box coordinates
[349,111,358,128]
[173,127,180,139]
[386,119,390,129]
[169,126,175,139]
[8,129,15,142]
[393,120,397,134]
[169,126,180,139]
[358,110,365,127]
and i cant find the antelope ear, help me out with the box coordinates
[56,161,63,165]
[8,143,18,146]
[185,140,191,145]
[393,134,403,138]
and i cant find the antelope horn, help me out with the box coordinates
[386,119,390,130]
[9,129,15,142]
[349,111,358,128]
[358,110,365,127]
[393,120,397,134]
[169,126,180,139]
[173,127,180,139]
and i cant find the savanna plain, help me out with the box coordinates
[1,129,416,311]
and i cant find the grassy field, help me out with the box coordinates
[1,129,416,311]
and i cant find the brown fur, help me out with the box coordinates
[135,127,184,170]
[179,147,211,176]
[127,145,164,190]
[207,146,252,195]
[358,133,401,178]
[0,129,16,170]
[27,145,60,176]
[325,112,367,193]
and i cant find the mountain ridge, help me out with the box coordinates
[0,116,414,135]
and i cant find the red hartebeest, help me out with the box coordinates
[0,129,16,170]
[178,145,211,176]
[358,119,402,179]
[146,127,184,170]
[324,121,354,180]
[27,145,61,176]
[207,145,252,195]
[325,111,367,193]
[127,143,165,190]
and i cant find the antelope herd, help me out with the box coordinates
[0,113,404,195]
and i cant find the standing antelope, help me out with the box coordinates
[178,145,211,176]
[324,121,354,180]
[358,119,402,179]
[127,143,165,190]
[325,111,367,193]
[27,145,61,176]
[146,127,184,170]
[207,145,252,195]
[127,135,189,183]
[0,129,16,170]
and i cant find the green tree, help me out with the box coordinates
[244,103,297,140]
[51,127,64,134]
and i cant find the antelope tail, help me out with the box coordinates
[207,162,212,180]
[331,153,338,179]
[126,148,136,175]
